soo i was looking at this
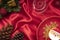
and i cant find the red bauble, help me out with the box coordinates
[0,8,7,15]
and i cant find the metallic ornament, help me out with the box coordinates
[7,0,17,7]
[0,0,20,12]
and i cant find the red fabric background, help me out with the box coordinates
[0,0,60,40]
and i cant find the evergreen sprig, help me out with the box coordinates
[0,0,20,12]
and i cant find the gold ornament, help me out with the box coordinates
[7,0,16,7]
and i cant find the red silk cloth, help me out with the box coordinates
[0,0,60,40]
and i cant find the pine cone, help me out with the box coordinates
[0,25,13,40]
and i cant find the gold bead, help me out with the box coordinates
[7,0,16,7]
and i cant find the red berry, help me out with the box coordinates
[0,8,7,15]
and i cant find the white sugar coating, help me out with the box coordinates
[49,30,60,40]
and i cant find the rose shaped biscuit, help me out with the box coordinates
[37,16,60,40]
